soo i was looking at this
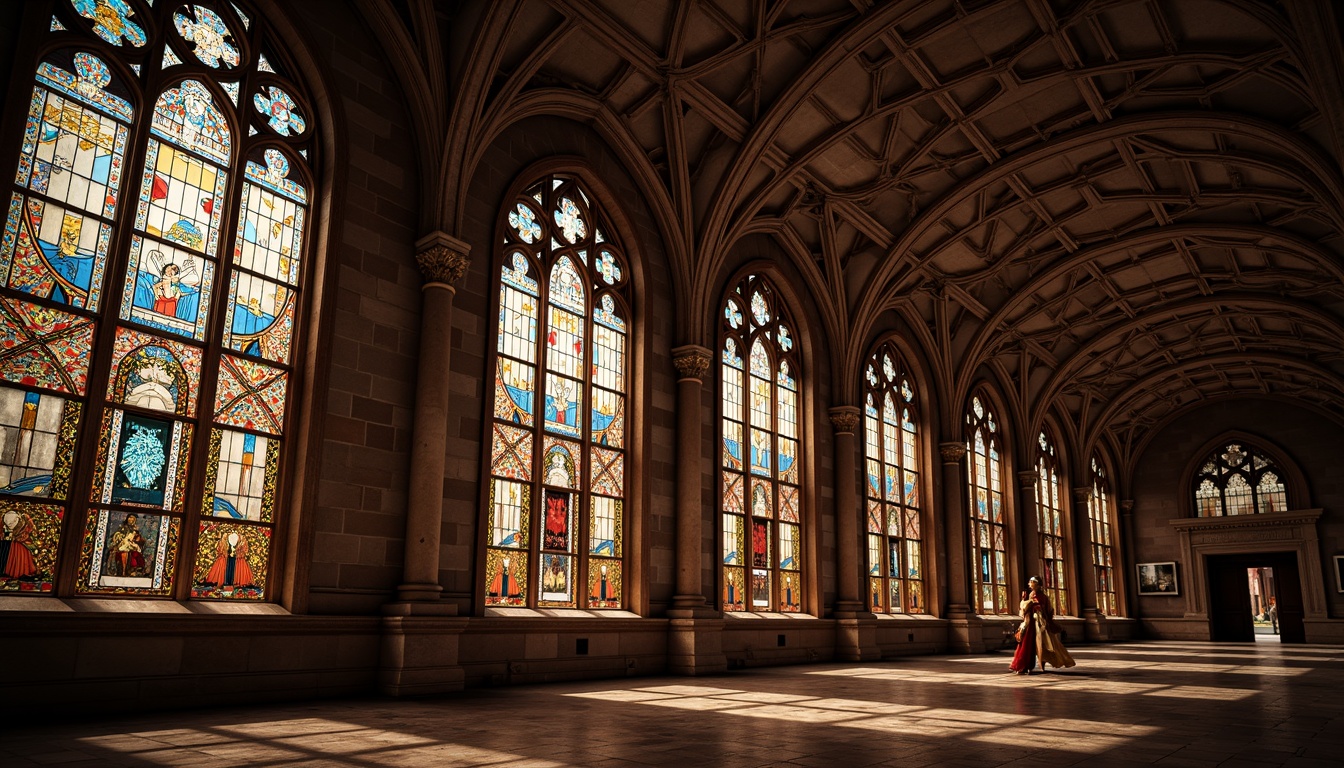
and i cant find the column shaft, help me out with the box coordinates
[939,442,970,616]
[397,233,471,603]
[1073,486,1100,617]
[1018,469,1040,599]
[830,407,863,615]
[670,345,712,615]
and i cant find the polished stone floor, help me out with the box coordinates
[4,640,1342,767]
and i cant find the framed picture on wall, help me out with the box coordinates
[1335,556,1344,593]
[1137,562,1179,596]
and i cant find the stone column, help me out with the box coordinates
[381,232,470,696]
[1018,469,1041,600]
[669,345,713,615]
[940,442,980,652]
[394,232,470,604]
[1120,499,1137,619]
[939,442,970,614]
[829,406,864,615]
[1074,486,1106,640]
[667,345,726,675]
[830,406,878,661]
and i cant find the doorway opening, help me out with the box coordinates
[1246,567,1278,642]
[1206,553,1305,643]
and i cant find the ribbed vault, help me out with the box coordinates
[367,0,1344,477]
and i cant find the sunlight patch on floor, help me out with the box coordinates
[563,683,1158,754]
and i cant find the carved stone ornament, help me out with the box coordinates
[671,345,712,381]
[828,407,861,435]
[416,243,470,286]
[938,441,967,463]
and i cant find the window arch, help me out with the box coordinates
[862,341,924,613]
[0,1,316,600]
[1035,430,1068,614]
[483,174,630,609]
[720,274,802,612]
[966,392,1008,614]
[1088,456,1119,616]
[1193,441,1288,516]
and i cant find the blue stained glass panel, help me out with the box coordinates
[252,86,306,136]
[2,194,112,310]
[543,375,582,438]
[17,87,128,218]
[222,271,293,364]
[120,235,215,341]
[35,55,133,123]
[95,409,188,511]
[722,419,743,471]
[589,388,622,448]
[494,358,534,426]
[72,0,147,47]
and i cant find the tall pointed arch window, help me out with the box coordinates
[483,175,629,609]
[1088,457,1119,616]
[862,342,924,613]
[966,394,1008,614]
[1035,431,1068,614]
[0,1,316,600]
[1193,442,1288,516]
[720,275,802,612]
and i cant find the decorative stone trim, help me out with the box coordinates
[671,344,712,382]
[828,406,861,435]
[414,231,471,286]
[938,441,966,463]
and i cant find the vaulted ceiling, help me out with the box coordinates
[360,0,1344,475]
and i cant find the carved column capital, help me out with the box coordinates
[1073,486,1092,505]
[938,441,966,463]
[1119,499,1135,514]
[671,344,713,382]
[414,231,471,287]
[1018,469,1040,490]
[828,406,861,435]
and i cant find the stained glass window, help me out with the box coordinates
[1035,430,1068,615]
[1192,441,1288,516]
[862,342,924,614]
[1088,457,1120,616]
[484,176,629,610]
[966,392,1008,614]
[721,275,802,612]
[0,2,315,599]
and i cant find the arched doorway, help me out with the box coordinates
[1206,553,1305,643]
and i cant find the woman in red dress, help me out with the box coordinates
[1009,575,1076,675]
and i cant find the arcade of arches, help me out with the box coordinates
[2,0,1344,709]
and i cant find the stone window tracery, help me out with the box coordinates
[0,0,315,600]
[483,175,629,609]
[1088,457,1119,616]
[966,392,1009,614]
[862,341,924,613]
[1035,430,1068,615]
[1193,442,1287,517]
[720,274,802,612]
